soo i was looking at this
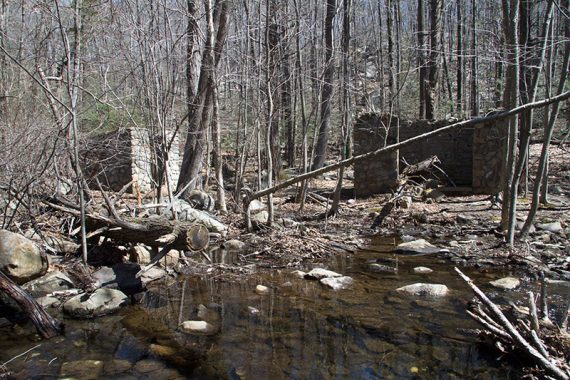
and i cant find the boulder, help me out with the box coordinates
[63,288,128,318]
[248,200,266,213]
[395,239,441,255]
[251,211,269,225]
[305,268,343,280]
[22,270,75,297]
[413,266,434,274]
[396,283,449,297]
[291,270,307,279]
[180,320,217,335]
[36,295,60,308]
[536,221,563,234]
[320,276,353,290]
[489,277,520,290]
[0,230,47,284]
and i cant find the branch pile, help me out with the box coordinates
[456,268,570,380]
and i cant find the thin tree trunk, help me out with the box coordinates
[425,0,442,120]
[470,0,479,116]
[456,0,463,115]
[418,0,426,118]
[311,0,336,171]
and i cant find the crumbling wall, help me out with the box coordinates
[83,128,181,193]
[352,114,504,196]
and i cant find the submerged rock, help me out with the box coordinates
[396,283,449,297]
[489,277,520,290]
[63,288,128,318]
[180,320,217,335]
[305,268,343,280]
[0,230,47,284]
[320,276,353,290]
[396,239,441,255]
[60,360,104,379]
[368,263,397,273]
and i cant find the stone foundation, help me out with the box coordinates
[353,113,506,196]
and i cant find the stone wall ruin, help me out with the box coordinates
[353,113,506,197]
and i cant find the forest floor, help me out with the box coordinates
[201,142,570,282]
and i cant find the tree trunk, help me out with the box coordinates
[386,0,396,111]
[425,0,442,120]
[311,0,336,171]
[0,271,62,339]
[456,0,463,115]
[470,0,479,116]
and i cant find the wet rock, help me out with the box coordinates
[0,230,47,284]
[489,277,520,290]
[536,221,562,233]
[320,276,353,290]
[395,239,441,255]
[130,245,151,265]
[63,288,128,318]
[60,360,104,379]
[133,359,165,374]
[104,359,132,375]
[305,268,343,280]
[251,211,269,225]
[180,320,217,335]
[396,283,449,297]
[22,270,74,297]
[413,266,433,274]
[291,270,307,278]
[247,306,260,315]
[222,239,246,252]
[255,284,270,295]
[368,263,397,273]
[149,343,177,357]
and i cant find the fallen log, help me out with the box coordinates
[0,270,62,339]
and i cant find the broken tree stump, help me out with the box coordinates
[0,270,62,339]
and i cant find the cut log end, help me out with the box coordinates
[186,224,209,251]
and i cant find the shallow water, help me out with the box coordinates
[1,238,566,379]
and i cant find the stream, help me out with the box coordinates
[1,237,567,379]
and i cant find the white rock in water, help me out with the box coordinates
[396,239,441,254]
[489,277,520,290]
[305,268,343,280]
[247,306,260,315]
[180,320,217,335]
[320,276,353,290]
[255,284,270,295]
[413,266,434,274]
[396,283,449,297]
[291,270,307,278]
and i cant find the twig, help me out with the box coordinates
[2,344,41,366]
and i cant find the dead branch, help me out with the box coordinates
[456,267,569,380]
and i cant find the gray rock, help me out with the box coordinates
[305,268,343,280]
[248,200,266,213]
[139,267,168,286]
[174,200,227,233]
[22,270,75,297]
[489,277,520,290]
[222,239,246,252]
[398,196,412,209]
[413,266,433,274]
[320,276,353,290]
[180,320,217,335]
[36,295,60,308]
[536,221,563,233]
[396,239,441,255]
[251,211,269,225]
[396,283,449,297]
[0,230,47,284]
[130,245,151,265]
[63,288,128,318]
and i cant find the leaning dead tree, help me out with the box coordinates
[242,91,570,230]
[456,268,570,380]
[0,271,62,339]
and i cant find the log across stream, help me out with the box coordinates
[1,237,568,378]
